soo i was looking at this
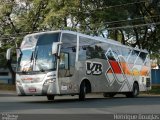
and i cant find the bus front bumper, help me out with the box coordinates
[16,83,58,96]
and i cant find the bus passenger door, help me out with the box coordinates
[58,51,77,94]
[58,33,78,94]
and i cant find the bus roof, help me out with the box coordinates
[25,30,148,53]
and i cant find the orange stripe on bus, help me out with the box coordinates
[119,62,131,75]
[107,61,149,76]
[140,66,149,76]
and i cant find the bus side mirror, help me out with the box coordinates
[16,48,22,60]
[52,42,62,54]
[6,48,12,60]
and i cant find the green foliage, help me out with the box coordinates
[0,0,160,68]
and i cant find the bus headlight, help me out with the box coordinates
[44,78,56,85]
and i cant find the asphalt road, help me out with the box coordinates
[0,91,160,120]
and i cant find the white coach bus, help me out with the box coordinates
[6,30,151,100]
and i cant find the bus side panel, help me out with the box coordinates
[77,59,131,93]
[77,58,151,93]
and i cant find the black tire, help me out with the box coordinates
[126,83,139,98]
[103,93,116,98]
[47,95,55,100]
[79,82,86,101]
[103,93,108,97]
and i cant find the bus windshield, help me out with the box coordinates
[18,49,33,72]
[17,32,60,72]
[34,44,56,71]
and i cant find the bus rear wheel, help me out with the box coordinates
[126,83,139,98]
[79,82,86,101]
[47,95,55,100]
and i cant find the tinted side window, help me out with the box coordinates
[106,49,116,61]
[79,36,105,59]
[86,45,106,59]
[128,50,139,64]
[122,48,131,60]
[61,33,77,67]
[139,52,147,63]
[144,54,150,66]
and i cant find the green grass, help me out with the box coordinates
[0,83,16,91]
[147,86,160,94]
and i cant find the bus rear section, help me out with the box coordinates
[76,35,151,99]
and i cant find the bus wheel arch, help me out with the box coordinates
[79,79,91,101]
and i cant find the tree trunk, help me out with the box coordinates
[133,28,140,48]
[64,17,67,27]
[114,30,118,41]
[119,29,125,45]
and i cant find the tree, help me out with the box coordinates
[0,0,160,84]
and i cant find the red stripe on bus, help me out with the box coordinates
[109,60,122,74]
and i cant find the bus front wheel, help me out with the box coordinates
[79,82,86,101]
[47,95,55,100]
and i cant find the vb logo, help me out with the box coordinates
[86,61,103,75]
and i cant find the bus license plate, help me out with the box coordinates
[29,88,36,92]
